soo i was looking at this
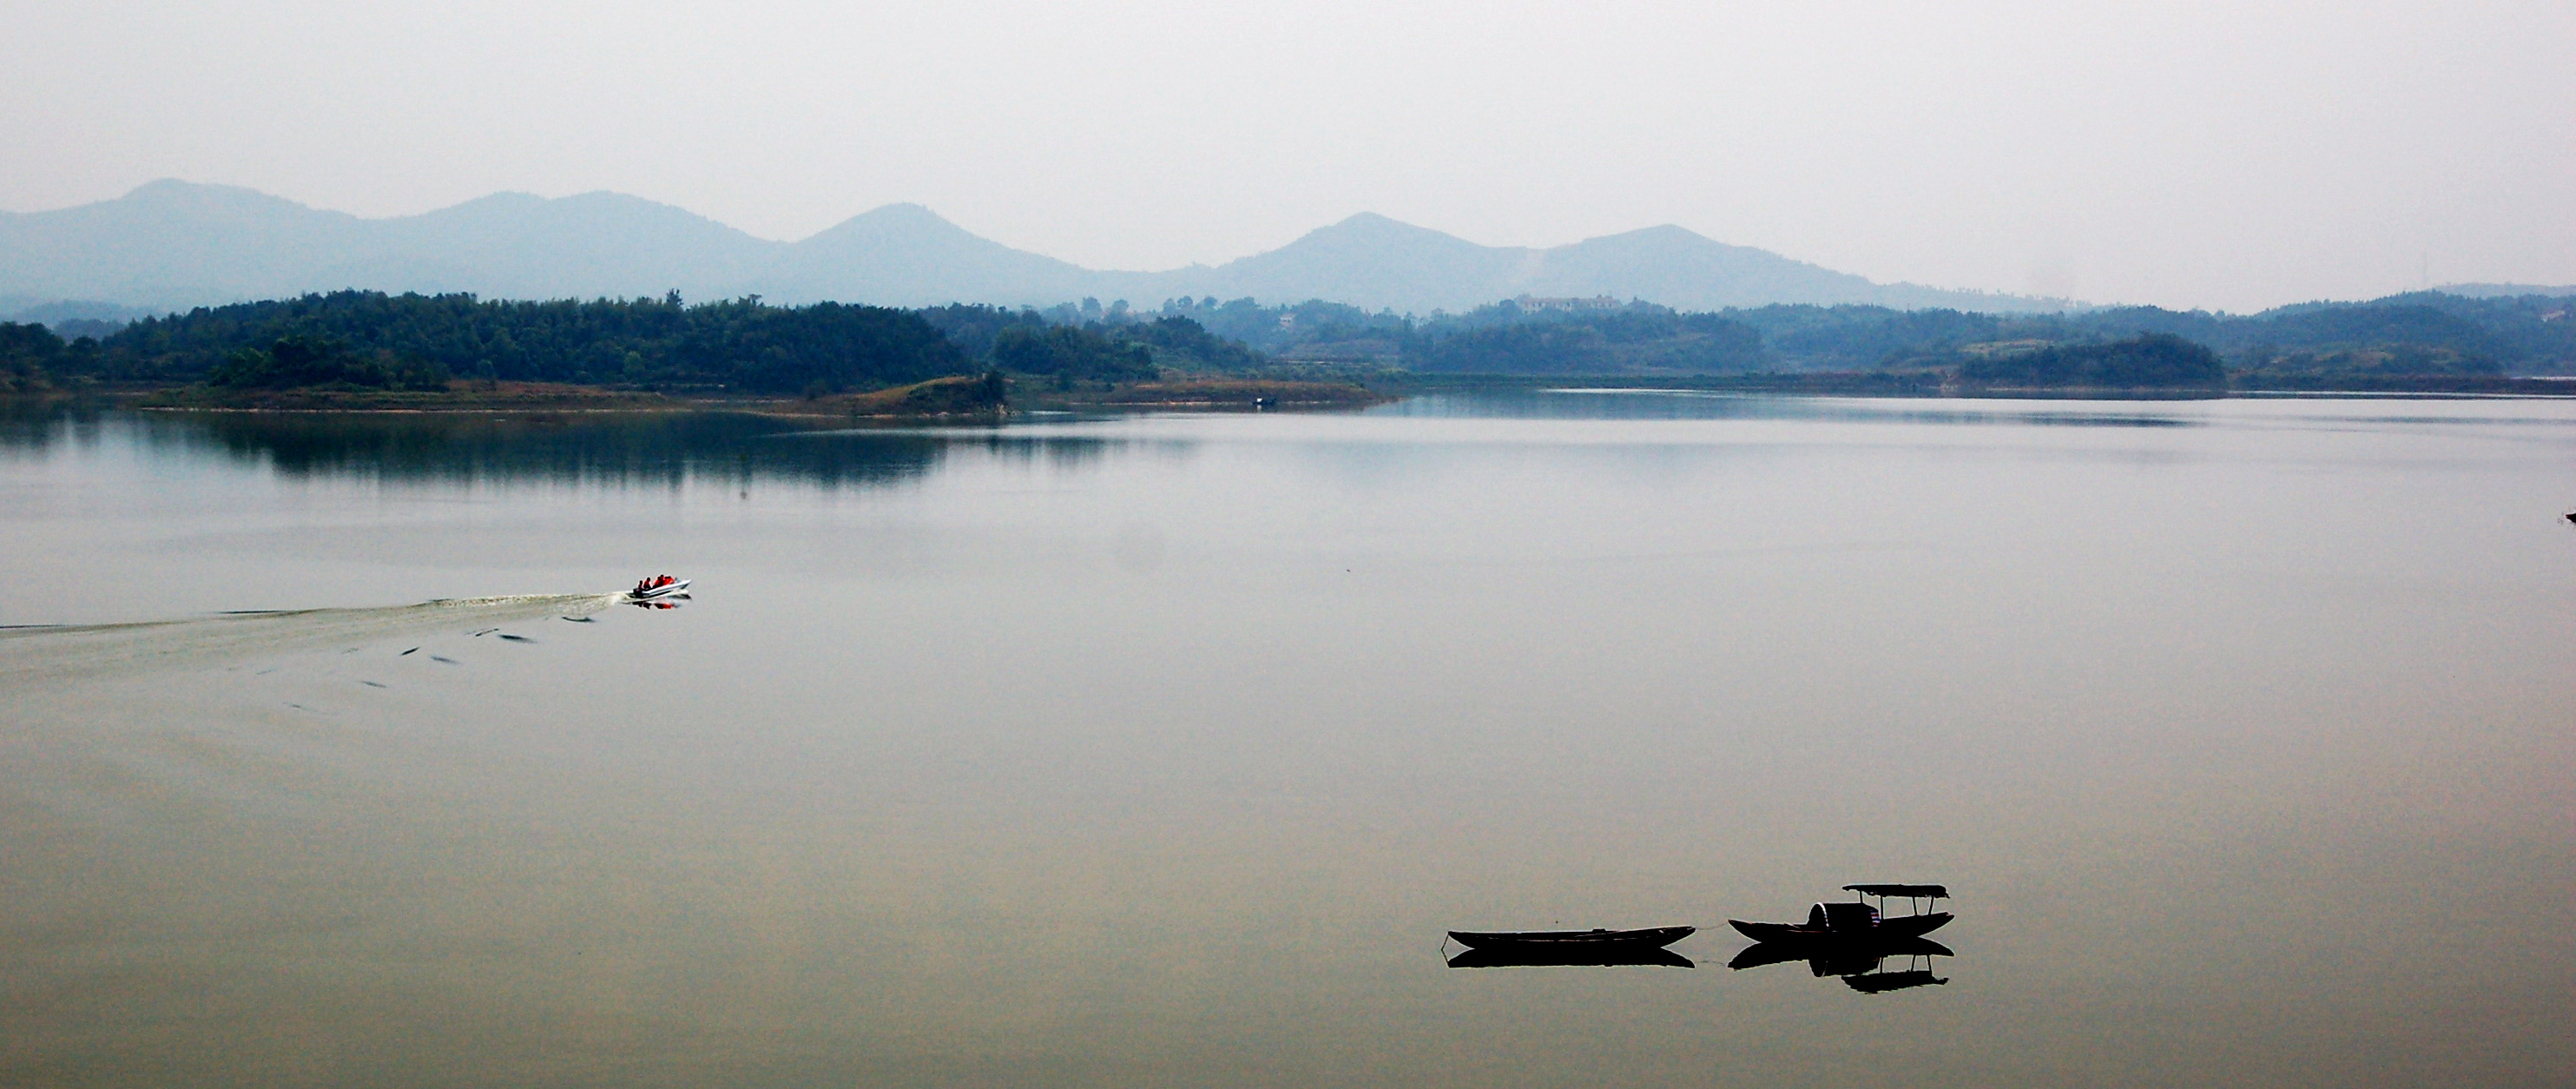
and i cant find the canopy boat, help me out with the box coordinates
[1726,882,1956,990]
[1728,884,1950,943]
[1446,926,1695,950]
[625,575,689,601]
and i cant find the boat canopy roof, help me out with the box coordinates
[1844,883,1947,898]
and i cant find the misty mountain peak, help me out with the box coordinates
[116,179,334,219]
[803,203,977,246]
[1607,223,1720,246]
[1299,212,1479,249]
[861,201,945,222]
[1330,211,1407,230]
[124,178,273,202]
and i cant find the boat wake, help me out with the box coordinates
[0,593,620,686]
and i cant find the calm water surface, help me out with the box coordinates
[3,393,2572,1087]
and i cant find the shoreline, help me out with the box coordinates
[1383,372,2576,399]
[12,373,2576,419]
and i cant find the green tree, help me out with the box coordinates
[991,325,1155,381]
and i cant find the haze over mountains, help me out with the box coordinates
[2,181,2069,318]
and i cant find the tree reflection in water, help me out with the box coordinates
[0,404,1130,492]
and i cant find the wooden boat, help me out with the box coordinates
[1446,926,1695,949]
[1728,910,1951,943]
[1447,945,1694,969]
[1728,885,1952,943]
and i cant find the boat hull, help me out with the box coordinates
[1728,912,1951,943]
[1448,946,1694,969]
[625,579,690,601]
[1447,926,1695,949]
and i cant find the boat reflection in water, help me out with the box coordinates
[1727,883,1955,993]
[1841,956,1947,993]
[1727,935,1951,991]
[1444,925,1696,969]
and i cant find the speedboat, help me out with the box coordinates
[625,575,689,601]
[1447,926,1695,949]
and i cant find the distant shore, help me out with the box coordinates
[1385,373,2576,398]
[16,372,2573,419]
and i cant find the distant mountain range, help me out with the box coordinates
[0,181,2099,319]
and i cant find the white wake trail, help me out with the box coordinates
[0,593,622,687]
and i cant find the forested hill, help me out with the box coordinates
[69,291,1266,394]
[94,292,971,394]
[1725,292,2576,375]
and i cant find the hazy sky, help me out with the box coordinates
[4,0,2569,311]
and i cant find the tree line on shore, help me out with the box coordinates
[3,285,2568,397]
[1153,290,2570,380]
[0,292,1282,396]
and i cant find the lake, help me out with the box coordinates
[4,392,2571,1087]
